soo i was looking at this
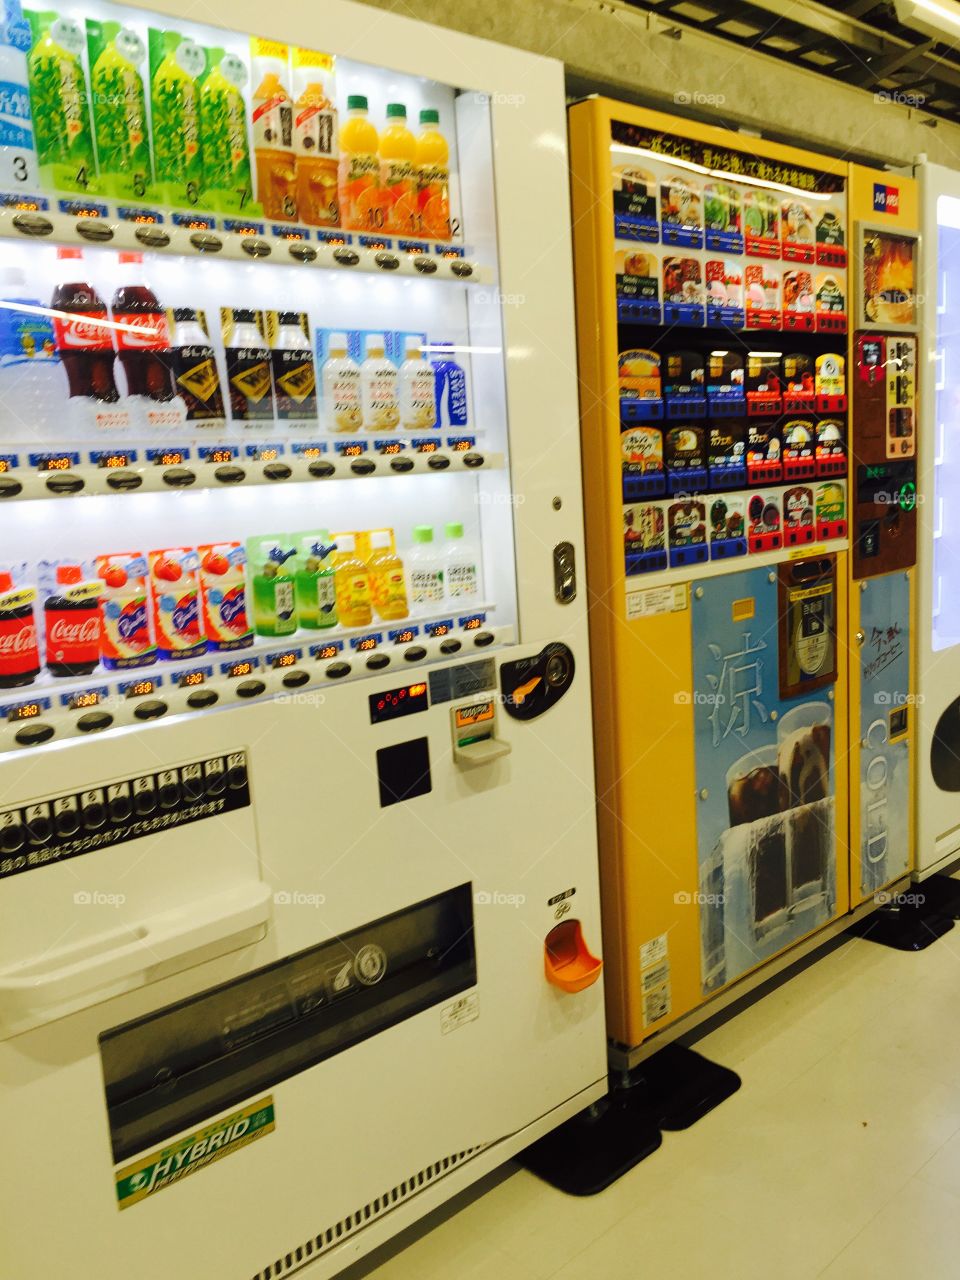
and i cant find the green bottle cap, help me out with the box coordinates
[412,525,434,543]
[445,522,464,538]
[419,108,439,125]
[347,94,368,111]
[386,102,407,119]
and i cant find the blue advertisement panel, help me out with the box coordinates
[858,573,911,895]
[692,566,836,994]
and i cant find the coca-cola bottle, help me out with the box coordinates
[0,568,39,689]
[44,563,102,678]
[111,253,179,431]
[51,252,126,436]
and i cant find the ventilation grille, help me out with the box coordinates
[251,1144,487,1280]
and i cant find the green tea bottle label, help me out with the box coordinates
[26,10,97,192]
[149,28,204,206]
[200,50,255,214]
[87,21,151,200]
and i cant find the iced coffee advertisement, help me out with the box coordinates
[692,566,837,993]
[861,229,918,329]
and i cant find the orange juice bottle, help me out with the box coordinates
[338,94,381,233]
[416,108,451,241]
[380,103,417,236]
[252,68,297,220]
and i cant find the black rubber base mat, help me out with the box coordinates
[518,1092,662,1196]
[848,893,954,951]
[622,1043,742,1131]
[913,875,960,921]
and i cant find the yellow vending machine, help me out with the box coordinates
[845,166,919,922]
[569,98,851,1061]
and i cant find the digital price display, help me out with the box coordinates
[68,690,101,710]
[8,701,42,722]
[224,219,265,236]
[415,440,439,453]
[0,193,48,211]
[226,659,255,679]
[425,620,453,638]
[0,457,13,473]
[124,679,157,699]
[351,635,380,653]
[201,447,237,464]
[118,207,164,224]
[178,670,206,689]
[270,651,299,669]
[448,438,474,452]
[96,453,131,469]
[390,628,418,645]
[314,642,342,661]
[460,615,484,631]
[246,446,280,462]
[151,449,186,466]
[338,443,365,458]
[39,455,73,471]
[316,231,349,245]
[172,212,215,230]
[369,682,428,725]
[274,225,309,241]
[58,199,107,218]
[378,441,404,455]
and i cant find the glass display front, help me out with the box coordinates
[932,195,960,651]
[0,0,516,734]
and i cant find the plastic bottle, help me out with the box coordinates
[0,566,39,688]
[0,3,37,191]
[380,102,417,236]
[44,563,101,677]
[295,531,337,629]
[408,525,444,610]
[199,51,252,212]
[321,331,361,433]
[337,94,380,233]
[399,335,437,432]
[0,265,61,445]
[443,522,481,600]
[26,12,95,187]
[199,542,252,651]
[430,340,469,429]
[225,308,273,423]
[248,537,297,637]
[333,533,372,628]
[50,264,125,436]
[294,73,338,228]
[169,308,225,425]
[360,334,399,432]
[415,108,451,241]
[111,254,178,429]
[252,67,296,220]
[367,530,409,621]
[148,547,206,661]
[271,311,317,427]
[96,552,155,670]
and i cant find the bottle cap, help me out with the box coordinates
[369,530,392,549]
[412,525,434,544]
[419,108,439,125]
[56,246,82,260]
[0,570,13,592]
[364,333,386,355]
[118,252,143,265]
[336,532,356,552]
[445,522,464,538]
[173,307,199,323]
[328,331,348,353]
[277,311,301,326]
[347,94,368,111]
[386,102,406,119]
[233,308,257,324]
[56,564,83,585]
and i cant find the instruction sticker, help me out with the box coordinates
[441,991,479,1035]
[115,1097,275,1210]
[640,933,668,970]
[626,583,688,620]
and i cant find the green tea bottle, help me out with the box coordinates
[200,50,253,213]
[27,13,95,183]
[247,537,297,637]
[295,532,338,630]
[88,23,150,196]
[149,29,204,203]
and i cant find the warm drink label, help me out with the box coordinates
[52,310,113,352]
[272,351,317,417]
[113,311,171,352]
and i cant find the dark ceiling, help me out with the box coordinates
[625,0,960,126]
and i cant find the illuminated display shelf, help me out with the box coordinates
[0,448,506,502]
[0,613,507,756]
[0,207,489,283]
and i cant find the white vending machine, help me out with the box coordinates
[0,1,606,1275]
[917,161,960,877]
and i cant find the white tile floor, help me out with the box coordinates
[347,922,960,1279]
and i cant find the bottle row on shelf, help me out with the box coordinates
[0,523,483,689]
[624,480,847,575]
[618,348,847,423]
[623,416,846,502]
[616,249,847,331]
[0,251,473,444]
[10,8,459,237]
